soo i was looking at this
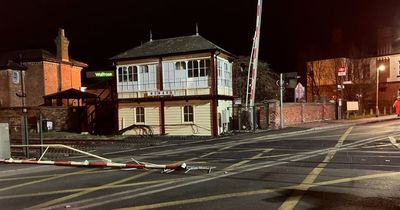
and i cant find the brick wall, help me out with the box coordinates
[25,62,45,106]
[0,106,86,135]
[0,70,25,107]
[256,102,336,129]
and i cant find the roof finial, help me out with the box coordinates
[150,30,153,41]
[195,23,199,36]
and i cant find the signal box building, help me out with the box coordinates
[111,35,235,136]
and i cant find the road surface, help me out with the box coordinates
[1,120,400,209]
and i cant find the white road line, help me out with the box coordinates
[43,130,391,209]
[389,136,400,149]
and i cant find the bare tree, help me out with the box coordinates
[306,59,338,102]
[342,46,376,113]
[232,56,279,102]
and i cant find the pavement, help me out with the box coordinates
[286,114,399,131]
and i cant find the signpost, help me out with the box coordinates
[337,67,347,120]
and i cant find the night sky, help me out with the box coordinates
[1,0,400,73]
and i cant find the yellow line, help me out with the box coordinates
[0,168,96,192]
[224,148,273,171]
[0,177,183,200]
[24,142,256,209]
[117,171,400,210]
[389,136,400,149]
[26,144,237,209]
[0,168,118,182]
[25,171,153,210]
[183,144,235,162]
[278,126,353,210]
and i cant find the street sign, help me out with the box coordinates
[347,101,359,111]
[337,67,347,76]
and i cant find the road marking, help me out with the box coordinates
[103,137,230,155]
[27,143,236,209]
[45,131,390,209]
[0,168,118,182]
[25,171,153,210]
[362,144,394,149]
[224,148,273,171]
[117,171,400,210]
[278,126,353,210]
[389,136,400,149]
[0,168,95,193]
[0,178,184,200]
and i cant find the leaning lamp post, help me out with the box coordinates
[376,64,385,117]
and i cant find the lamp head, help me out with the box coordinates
[378,65,385,71]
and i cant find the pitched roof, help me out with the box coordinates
[0,49,87,68]
[110,35,235,60]
[0,59,27,71]
[43,88,98,99]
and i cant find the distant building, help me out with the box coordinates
[306,54,400,113]
[0,29,87,107]
[111,35,235,136]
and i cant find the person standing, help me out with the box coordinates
[393,96,400,116]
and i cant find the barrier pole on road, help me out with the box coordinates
[0,158,186,171]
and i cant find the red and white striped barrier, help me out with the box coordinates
[0,158,186,171]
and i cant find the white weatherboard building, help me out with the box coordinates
[111,35,235,136]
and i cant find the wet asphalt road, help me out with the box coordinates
[1,120,400,210]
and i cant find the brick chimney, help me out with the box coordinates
[54,28,70,61]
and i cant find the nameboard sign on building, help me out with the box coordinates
[146,90,175,97]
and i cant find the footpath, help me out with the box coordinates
[286,114,398,131]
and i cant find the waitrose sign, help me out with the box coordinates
[86,71,114,78]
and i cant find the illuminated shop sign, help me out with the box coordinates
[86,71,114,78]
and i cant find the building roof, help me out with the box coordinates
[43,88,98,100]
[110,35,235,60]
[0,59,27,71]
[0,49,87,68]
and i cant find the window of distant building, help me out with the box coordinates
[398,61,400,76]
[199,60,210,77]
[183,105,194,123]
[118,66,138,82]
[140,65,149,73]
[118,67,123,82]
[175,61,186,70]
[188,59,209,78]
[133,66,138,81]
[135,107,145,123]
[128,66,133,81]
[12,71,20,84]
[123,67,128,82]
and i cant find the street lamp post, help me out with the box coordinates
[376,65,385,117]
